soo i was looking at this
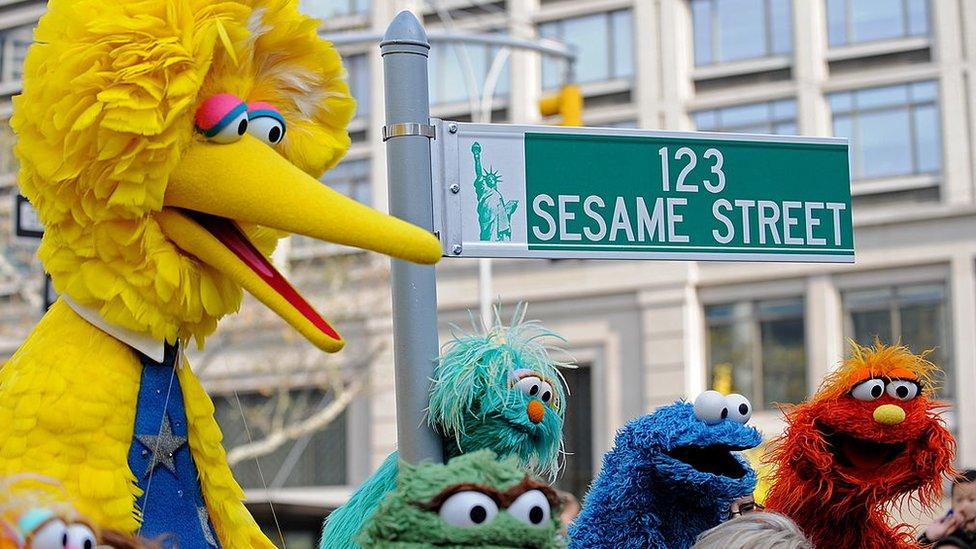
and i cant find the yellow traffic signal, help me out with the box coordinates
[539,84,583,126]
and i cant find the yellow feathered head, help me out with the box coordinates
[13,0,441,351]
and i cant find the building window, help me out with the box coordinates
[826,0,929,47]
[345,54,369,120]
[692,0,793,66]
[298,0,370,18]
[705,298,807,410]
[555,363,593,500]
[0,25,33,82]
[323,158,370,205]
[843,283,951,399]
[830,81,941,181]
[539,10,633,90]
[213,388,348,489]
[428,39,510,106]
[694,99,797,134]
[0,118,17,177]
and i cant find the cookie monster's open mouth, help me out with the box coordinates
[819,425,906,470]
[666,445,749,479]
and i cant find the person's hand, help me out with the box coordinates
[925,509,964,540]
[956,500,976,532]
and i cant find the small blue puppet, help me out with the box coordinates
[320,306,568,548]
[570,391,762,549]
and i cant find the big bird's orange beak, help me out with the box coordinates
[158,135,442,352]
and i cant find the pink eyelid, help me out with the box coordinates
[247,101,280,114]
[195,93,247,132]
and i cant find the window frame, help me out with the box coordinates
[841,280,953,398]
[537,9,635,91]
[693,98,798,135]
[826,0,930,48]
[704,296,807,410]
[828,80,942,182]
[691,0,794,67]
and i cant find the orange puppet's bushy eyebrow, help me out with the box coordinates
[847,367,920,387]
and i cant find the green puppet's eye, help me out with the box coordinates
[438,491,499,527]
[507,490,551,527]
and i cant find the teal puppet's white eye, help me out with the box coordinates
[886,380,919,401]
[507,490,551,528]
[851,378,885,401]
[66,524,96,549]
[439,491,498,527]
[28,519,68,549]
[725,393,752,424]
[694,390,728,425]
[515,376,554,404]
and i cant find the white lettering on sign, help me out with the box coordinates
[529,144,848,249]
[583,196,607,240]
[532,194,556,240]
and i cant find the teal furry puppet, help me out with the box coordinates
[321,309,568,548]
[357,450,564,548]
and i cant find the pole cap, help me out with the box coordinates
[381,11,430,56]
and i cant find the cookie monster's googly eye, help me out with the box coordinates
[66,523,96,549]
[247,103,286,146]
[508,490,551,528]
[195,93,249,144]
[515,376,553,404]
[439,491,499,527]
[851,378,885,401]
[724,393,752,423]
[693,390,728,425]
[27,518,68,549]
[885,380,919,401]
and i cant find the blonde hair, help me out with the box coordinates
[692,512,813,549]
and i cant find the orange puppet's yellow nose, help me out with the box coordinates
[873,404,906,425]
[527,400,545,424]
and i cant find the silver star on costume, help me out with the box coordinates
[197,506,218,547]
[135,413,187,478]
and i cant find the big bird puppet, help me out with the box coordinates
[764,343,955,549]
[0,0,442,547]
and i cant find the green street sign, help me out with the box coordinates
[431,121,853,263]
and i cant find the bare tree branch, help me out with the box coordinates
[226,373,368,466]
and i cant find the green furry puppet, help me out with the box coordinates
[357,450,564,548]
[321,308,568,548]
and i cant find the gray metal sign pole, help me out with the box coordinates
[380,11,443,465]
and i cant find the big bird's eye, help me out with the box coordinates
[66,524,96,549]
[195,93,248,144]
[247,103,286,146]
[694,390,728,425]
[507,490,551,527]
[28,519,68,549]
[439,491,498,527]
[886,380,920,401]
[851,378,886,401]
[725,393,752,424]
[515,376,554,404]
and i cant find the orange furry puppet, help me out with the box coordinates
[764,343,955,549]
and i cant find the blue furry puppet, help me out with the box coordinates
[320,308,568,548]
[569,391,762,549]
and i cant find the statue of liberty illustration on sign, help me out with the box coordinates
[472,142,518,241]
